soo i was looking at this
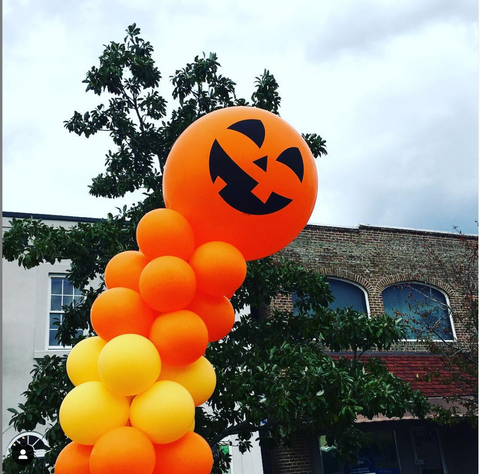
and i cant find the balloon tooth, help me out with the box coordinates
[212,175,227,194]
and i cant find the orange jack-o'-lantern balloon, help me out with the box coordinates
[163,106,318,261]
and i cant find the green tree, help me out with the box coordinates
[3,24,428,473]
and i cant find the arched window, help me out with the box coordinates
[382,282,454,341]
[6,432,48,462]
[293,278,369,315]
[327,278,369,314]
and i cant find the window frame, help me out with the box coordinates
[292,277,370,318]
[47,273,83,350]
[5,431,48,459]
[382,281,456,342]
[326,277,371,317]
[33,263,83,358]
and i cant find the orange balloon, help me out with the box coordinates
[105,250,148,293]
[158,357,216,406]
[90,427,155,474]
[90,288,154,341]
[55,442,92,474]
[136,208,195,261]
[153,432,213,474]
[149,310,208,366]
[186,290,235,342]
[189,241,246,297]
[163,106,318,261]
[139,256,196,312]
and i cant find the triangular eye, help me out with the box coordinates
[228,119,265,148]
[276,147,304,182]
[253,156,268,171]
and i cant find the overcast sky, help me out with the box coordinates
[3,0,478,234]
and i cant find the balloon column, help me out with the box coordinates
[55,107,318,474]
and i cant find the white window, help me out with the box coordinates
[48,275,83,349]
[6,431,48,462]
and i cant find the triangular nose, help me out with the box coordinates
[253,155,268,171]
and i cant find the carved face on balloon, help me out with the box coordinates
[209,118,306,216]
[163,107,318,261]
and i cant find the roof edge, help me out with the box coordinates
[2,211,102,224]
[305,223,477,239]
[4,212,477,239]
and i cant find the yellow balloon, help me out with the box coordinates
[130,381,194,444]
[59,381,129,445]
[66,337,106,386]
[98,334,161,396]
[158,356,216,406]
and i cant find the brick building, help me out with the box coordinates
[261,223,477,474]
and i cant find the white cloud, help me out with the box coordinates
[3,0,478,234]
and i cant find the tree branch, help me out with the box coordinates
[208,420,279,447]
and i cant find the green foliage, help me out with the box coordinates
[205,265,429,460]
[7,356,71,432]
[2,24,428,473]
[3,356,71,473]
[2,456,49,474]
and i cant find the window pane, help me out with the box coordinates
[327,279,368,313]
[49,329,59,346]
[50,313,62,329]
[292,279,368,316]
[51,278,63,295]
[63,295,73,307]
[28,436,47,450]
[74,295,83,306]
[50,296,62,311]
[382,283,453,340]
[74,287,83,296]
[63,279,74,295]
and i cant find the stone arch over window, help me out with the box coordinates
[317,268,375,296]
[376,273,456,298]
[382,281,455,341]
